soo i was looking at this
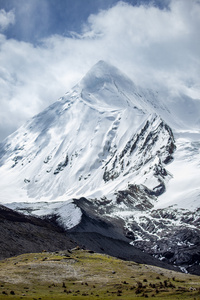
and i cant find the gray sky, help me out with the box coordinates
[0,0,199,141]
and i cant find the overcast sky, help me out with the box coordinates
[0,0,199,142]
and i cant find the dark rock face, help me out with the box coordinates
[125,208,200,275]
[54,154,69,174]
[0,205,77,260]
[102,116,176,188]
[116,184,155,211]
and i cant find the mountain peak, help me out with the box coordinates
[91,60,112,69]
[79,60,134,92]
[85,60,118,76]
[78,60,137,109]
[80,60,117,87]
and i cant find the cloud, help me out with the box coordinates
[0,0,199,141]
[81,0,200,92]
[0,9,15,31]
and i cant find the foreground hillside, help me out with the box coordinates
[0,249,199,300]
[0,204,178,273]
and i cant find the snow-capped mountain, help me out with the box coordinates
[0,61,173,203]
[0,61,200,273]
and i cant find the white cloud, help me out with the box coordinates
[81,0,200,92]
[0,9,15,31]
[0,0,199,141]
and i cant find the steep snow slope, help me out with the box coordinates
[155,137,200,210]
[0,61,162,203]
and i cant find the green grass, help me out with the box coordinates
[0,248,199,299]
